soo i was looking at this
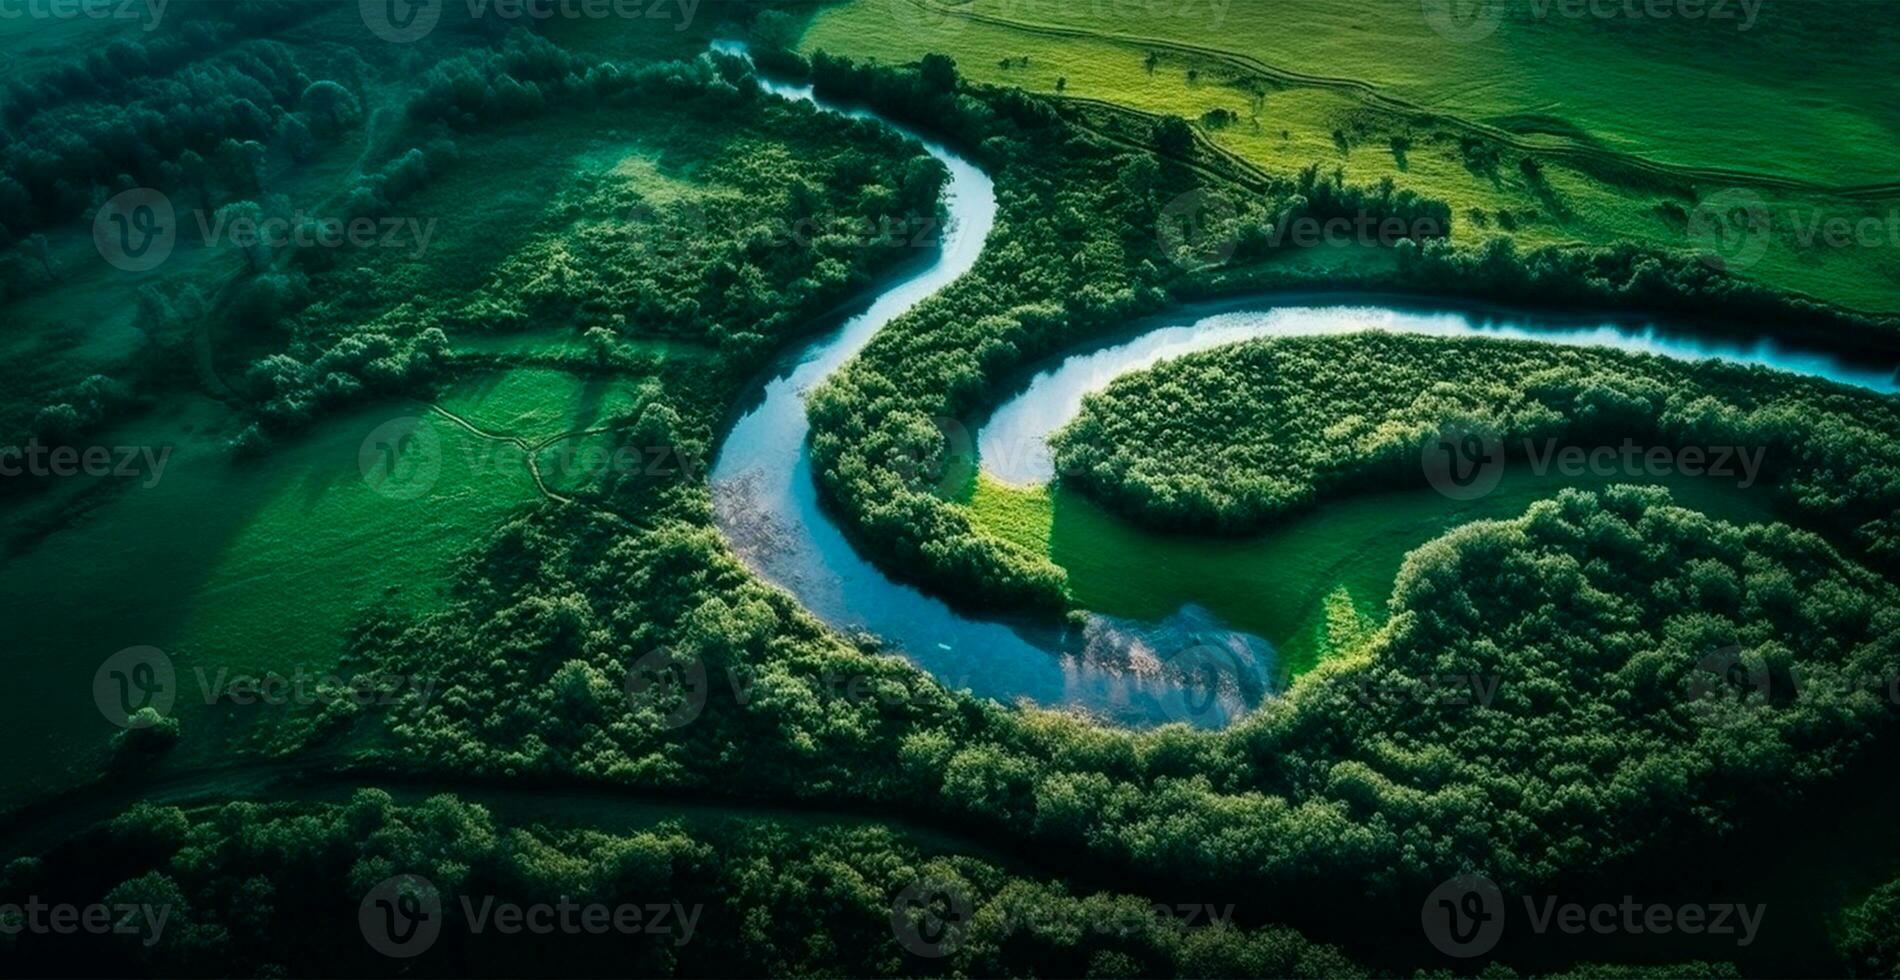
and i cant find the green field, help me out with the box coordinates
[794,0,1900,312]
[966,466,1777,674]
[839,0,1898,183]
[0,396,538,805]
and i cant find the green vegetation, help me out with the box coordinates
[802,49,1465,612]
[234,32,947,452]
[0,790,1377,977]
[793,0,1900,312]
[1049,332,1900,573]
[799,48,1895,621]
[867,0,1898,184]
[9,787,1788,976]
[964,463,1777,675]
[4,4,1900,976]
[350,470,1900,903]
[1841,876,1900,977]
[0,15,943,805]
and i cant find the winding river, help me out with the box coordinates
[710,45,1900,729]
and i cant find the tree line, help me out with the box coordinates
[1049,331,1900,576]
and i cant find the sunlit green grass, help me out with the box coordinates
[965,466,1779,675]
[794,0,1900,312]
[845,0,1896,184]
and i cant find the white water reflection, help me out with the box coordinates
[981,303,1900,485]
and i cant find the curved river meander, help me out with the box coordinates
[710,47,1900,729]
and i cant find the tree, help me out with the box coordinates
[299,80,361,133]
[1154,115,1194,158]
[110,708,181,764]
[919,52,958,93]
[584,326,619,367]
[214,201,271,271]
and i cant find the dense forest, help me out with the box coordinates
[3,789,1768,977]
[1,25,942,493]
[790,43,1900,619]
[2,791,1381,977]
[1049,332,1900,572]
[14,483,1891,974]
[230,34,946,455]
[5,6,1900,976]
[344,473,1900,941]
